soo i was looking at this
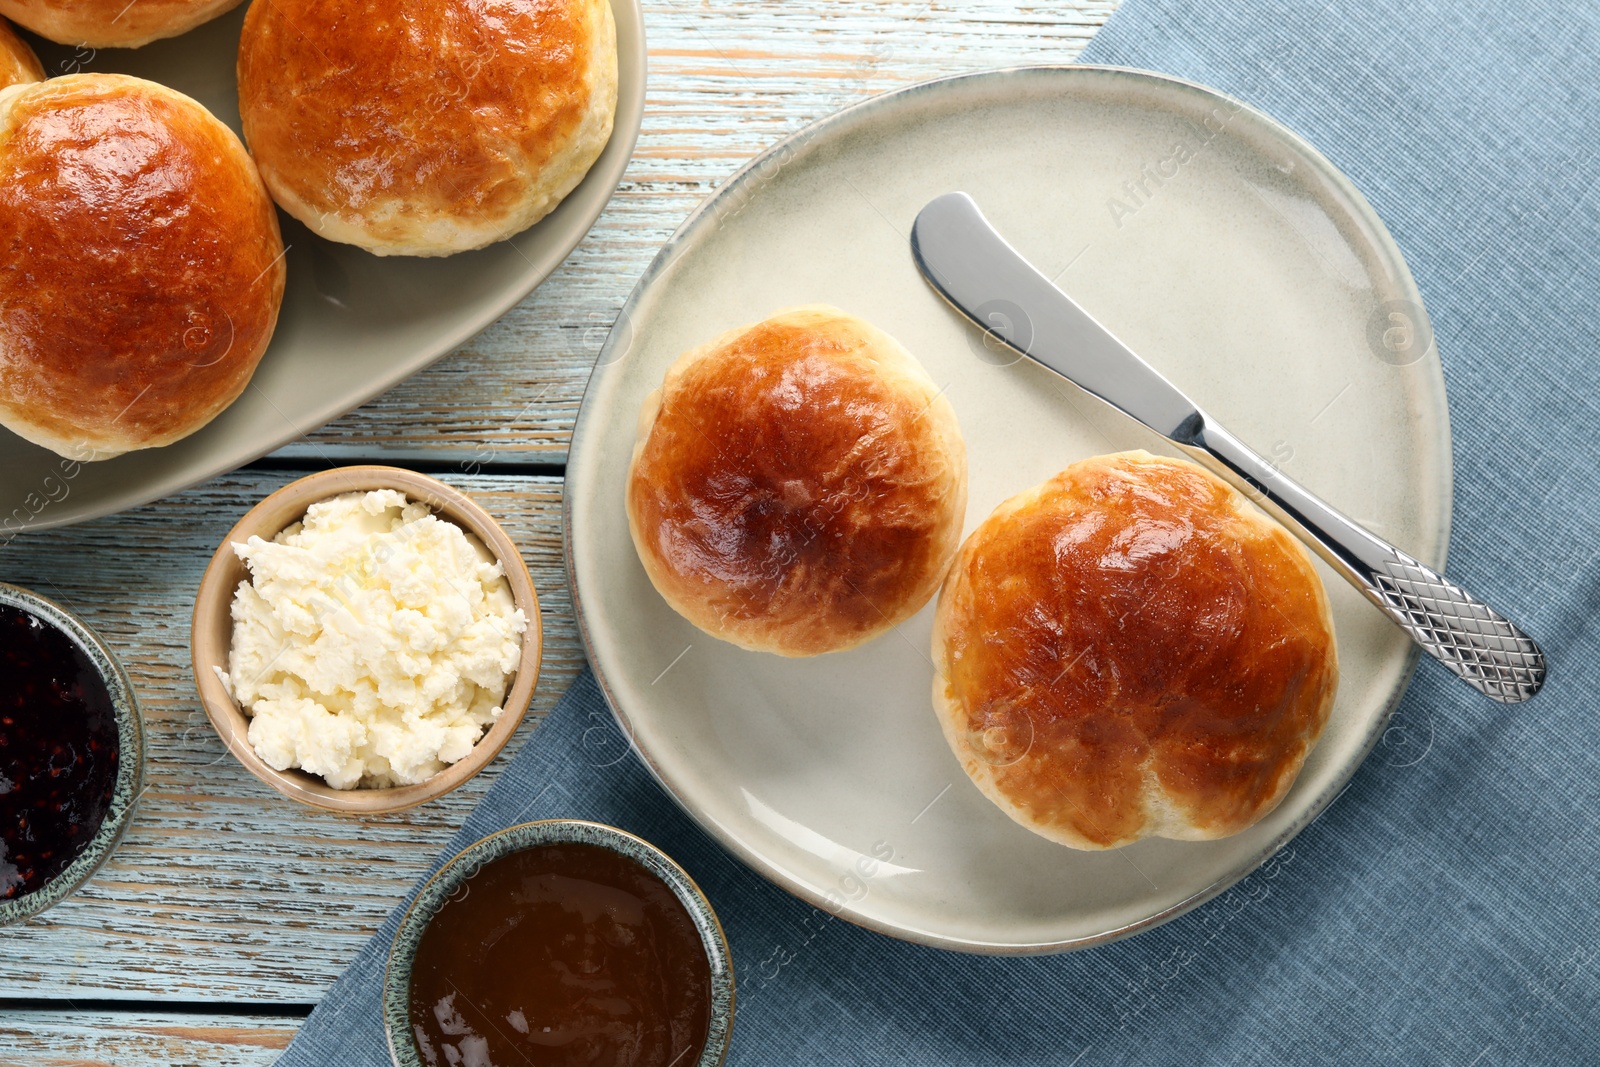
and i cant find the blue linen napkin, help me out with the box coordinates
[280,0,1600,1062]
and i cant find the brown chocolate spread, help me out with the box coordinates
[409,841,713,1067]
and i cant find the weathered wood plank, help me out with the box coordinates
[0,1010,294,1067]
[0,471,577,1003]
[276,0,1120,464]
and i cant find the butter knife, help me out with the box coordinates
[911,191,1545,704]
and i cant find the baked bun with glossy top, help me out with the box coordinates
[0,74,286,461]
[0,17,42,87]
[628,305,968,657]
[0,0,244,48]
[932,451,1337,850]
[237,0,617,258]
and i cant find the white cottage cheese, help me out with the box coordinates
[225,489,527,789]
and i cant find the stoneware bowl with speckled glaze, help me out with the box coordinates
[190,466,543,815]
[0,582,145,926]
[383,819,735,1067]
[567,65,1453,952]
[0,0,646,531]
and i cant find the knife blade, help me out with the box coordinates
[911,191,1200,441]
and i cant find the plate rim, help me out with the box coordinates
[565,63,1453,954]
[11,0,648,532]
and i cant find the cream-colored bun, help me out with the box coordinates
[627,305,968,658]
[237,0,617,258]
[932,451,1338,850]
[0,74,286,461]
[0,0,244,48]
[0,17,42,86]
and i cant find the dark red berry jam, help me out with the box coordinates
[0,604,120,900]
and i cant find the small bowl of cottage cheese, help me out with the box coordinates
[190,467,543,813]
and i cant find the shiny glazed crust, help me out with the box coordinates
[0,17,41,87]
[627,305,968,657]
[0,75,286,461]
[0,0,245,48]
[237,0,618,258]
[931,451,1338,850]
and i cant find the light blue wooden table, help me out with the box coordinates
[0,2,1118,1061]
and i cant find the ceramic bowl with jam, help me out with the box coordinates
[0,582,144,926]
[384,819,735,1067]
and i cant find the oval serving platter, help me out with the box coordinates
[2,0,645,531]
[567,65,1452,953]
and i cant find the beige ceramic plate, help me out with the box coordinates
[191,467,543,814]
[567,67,1452,953]
[2,1,644,532]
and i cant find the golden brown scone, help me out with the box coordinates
[932,451,1337,850]
[0,74,286,461]
[237,0,617,258]
[0,0,244,48]
[628,305,968,657]
[0,17,42,87]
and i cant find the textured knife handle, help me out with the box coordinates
[1185,420,1547,705]
[1368,549,1546,704]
